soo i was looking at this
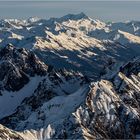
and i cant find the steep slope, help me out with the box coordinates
[0,124,23,140]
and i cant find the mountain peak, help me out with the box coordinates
[58,12,89,22]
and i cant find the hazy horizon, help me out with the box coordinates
[0,0,140,1]
[0,1,140,22]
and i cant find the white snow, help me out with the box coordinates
[0,76,44,119]
[21,85,90,128]
[13,85,90,140]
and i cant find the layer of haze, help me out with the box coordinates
[0,1,140,22]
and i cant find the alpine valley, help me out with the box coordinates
[0,13,140,139]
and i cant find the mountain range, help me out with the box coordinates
[0,13,140,139]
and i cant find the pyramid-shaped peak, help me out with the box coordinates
[58,12,89,22]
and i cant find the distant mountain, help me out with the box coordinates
[0,13,140,79]
[0,13,140,139]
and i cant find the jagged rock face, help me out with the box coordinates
[69,58,140,139]
[0,125,23,140]
[0,45,48,92]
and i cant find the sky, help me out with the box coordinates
[0,1,140,21]
[0,0,140,2]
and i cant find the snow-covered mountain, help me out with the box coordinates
[0,48,140,139]
[0,13,140,139]
[0,13,140,78]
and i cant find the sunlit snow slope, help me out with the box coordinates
[0,13,140,78]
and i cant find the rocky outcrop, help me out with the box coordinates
[0,124,23,140]
[68,57,140,139]
[0,44,48,92]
